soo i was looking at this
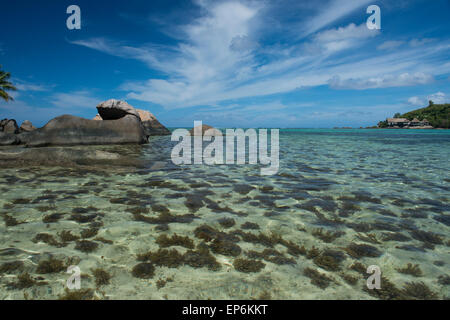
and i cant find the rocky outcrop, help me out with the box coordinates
[189,124,221,136]
[136,109,170,136]
[93,105,170,136]
[0,119,19,134]
[22,114,147,147]
[0,132,20,146]
[0,119,22,145]
[96,99,140,120]
[19,120,36,133]
[0,99,168,147]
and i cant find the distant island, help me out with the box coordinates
[377,101,450,129]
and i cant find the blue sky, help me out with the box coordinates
[1,0,450,128]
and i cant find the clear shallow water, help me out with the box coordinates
[0,129,449,300]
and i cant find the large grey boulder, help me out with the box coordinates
[96,99,140,120]
[93,104,170,136]
[136,109,170,136]
[0,132,20,145]
[22,114,147,147]
[19,120,36,133]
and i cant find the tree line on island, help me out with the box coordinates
[378,100,449,129]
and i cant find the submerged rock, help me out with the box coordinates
[0,146,142,167]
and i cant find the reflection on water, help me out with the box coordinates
[0,129,449,299]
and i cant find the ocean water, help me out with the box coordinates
[0,129,449,300]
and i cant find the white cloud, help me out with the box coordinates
[50,91,103,109]
[315,23,378,43]
[377,40,405,50]
[70,38,163,68]
[70,1,450,109]
[329,72,434,90]
[427,91,447,104]
[302,0,373,36]
[407,92,448,107]
[407,96,425,106]
[0,90,105,125]
[7,80,54,100]
[312,23,379,53]
[229,35,258,52]
[15,81,51,92]
[409,38,434,47]
[0,100,66,126]
[377,38,435,51]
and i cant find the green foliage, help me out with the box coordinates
[402,103,450,128]
[377,120,388,128]
[0,65,17,102]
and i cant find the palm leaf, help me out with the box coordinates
[0,66,17,101]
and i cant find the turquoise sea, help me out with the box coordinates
[0,129,449,299]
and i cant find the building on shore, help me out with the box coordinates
[386,118,431,128]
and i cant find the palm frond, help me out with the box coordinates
[0,89,14,101]
[0,66,17,101]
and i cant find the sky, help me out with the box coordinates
[1,0,450,128]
